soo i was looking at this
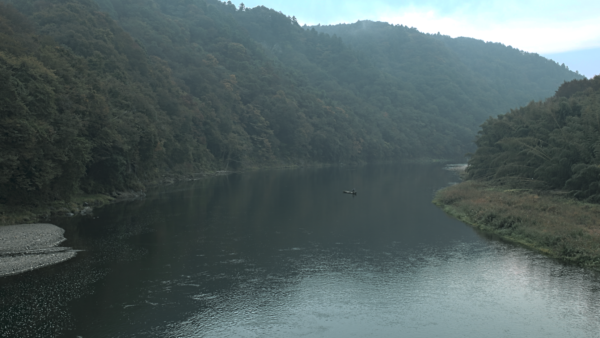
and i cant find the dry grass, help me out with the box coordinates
[434,181,600,269]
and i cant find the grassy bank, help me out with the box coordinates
[434,181,600,270]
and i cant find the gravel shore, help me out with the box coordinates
[0,224,76,277]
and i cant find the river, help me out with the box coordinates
[1,163,599,337]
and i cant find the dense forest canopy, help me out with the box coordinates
[0,0,583,205]
[466,75,600,202]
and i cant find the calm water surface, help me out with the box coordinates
[1,163,599,337]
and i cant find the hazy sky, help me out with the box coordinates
[239,0,599,78]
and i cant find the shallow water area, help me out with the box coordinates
[1,163,599,337]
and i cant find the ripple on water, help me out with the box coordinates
[152,241,600,338]
[4,165,600,338]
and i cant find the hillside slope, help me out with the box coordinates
[94,0,583,161]
[0,1,216,204]
[316,20,582,120]
[0,0,584,207]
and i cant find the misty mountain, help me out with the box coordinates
[0,0,583,205]
[315,20,579,115]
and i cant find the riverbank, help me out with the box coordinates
[434,180,600,270]
[0,193,118,226]
[2,159,458,227]
[0,171,223,226]
[0,224,76,277]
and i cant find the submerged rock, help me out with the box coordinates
[0,224,76,277]
[80,206,93,216]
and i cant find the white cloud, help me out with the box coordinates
[379,7,600,54]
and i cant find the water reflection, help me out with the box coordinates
[1,163,599,338]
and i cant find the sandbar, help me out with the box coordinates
[0,224,76,277]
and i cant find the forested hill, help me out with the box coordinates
[0,0,583,206]
[315,20,582,117]
[467,75,600,201]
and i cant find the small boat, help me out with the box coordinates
[343,190,357,195]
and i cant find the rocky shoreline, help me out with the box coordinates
[0,224,76,277]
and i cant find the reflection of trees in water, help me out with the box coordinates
[3,164,600,336]
[1,164,448,337]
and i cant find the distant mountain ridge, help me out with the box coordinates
[315,20,581,120]
[0,0,583,206]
